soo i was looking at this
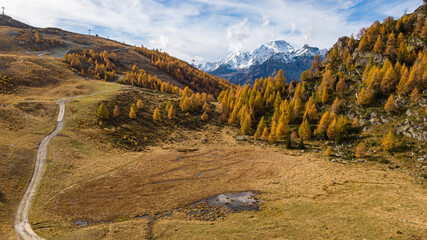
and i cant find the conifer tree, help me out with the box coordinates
[331,98,341,113]
[355,142,366,158]
[384,94,397,114]
[254,116,267,140]
[153,108,161,121]
[97,103,109,119]
[381,67,398,94]
[129,103,137,119]
[382,131,395,152]
[168,105,176,119]
[276,120,288,141]
[336,77,346,96]
[261,127,269,141]
[373,35,385,53]
[201,111,208,121]
[321,87,329,104]
[357,88,374,106]
[298,118,312,140]
[290,131,299,148]
[113,104,119,117]
[327,117,337,140]
[316,112,331,137]
[137,99,143,109]
[268,121,277,143]
[165,101,172,111]
[241,114,252,135]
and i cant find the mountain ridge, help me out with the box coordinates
[198,40,327,85]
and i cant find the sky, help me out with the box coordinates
[3,0,422,64]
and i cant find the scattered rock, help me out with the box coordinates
[236,135,246,141]
[417,157,425,162]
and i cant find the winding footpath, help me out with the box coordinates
[14,90,118,240]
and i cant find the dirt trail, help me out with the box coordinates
[14,89,122,240]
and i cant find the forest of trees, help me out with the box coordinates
[64,49,119,81]
[132,46,231,97]
[216,7,427,152]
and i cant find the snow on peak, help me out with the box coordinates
[199,40,326,72]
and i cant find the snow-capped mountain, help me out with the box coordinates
[198,40,328,85]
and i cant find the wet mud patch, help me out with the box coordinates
[173,191,260,221]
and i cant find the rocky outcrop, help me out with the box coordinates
[397,119,427,141]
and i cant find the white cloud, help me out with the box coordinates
[3,0,422,63]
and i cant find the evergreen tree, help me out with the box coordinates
[201,111,209,121]
[254,116,267,140]
[241,114,252,135]
[261,127,269,141]
[165,100,172,111]
[382,131,395,152]
[137,99,144,109]
[298,118,312,140]
[129,103,137,119]
[113,104,120,117]
[336,77,346,96]
[384,94,397,114]
[355,142,366,158]
[153,108,161,121]
[97,103,109,119]
[168,105,176,119]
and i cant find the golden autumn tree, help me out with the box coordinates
[261,127,269,141]
[268,121,277,143]
[254,116,267,140]
[113,104,120,117]
[129,104,137,119]
[165,101,172,111]
[384,94,397,114]
[201,111,209,121]
[355,142,367,158]
[276,119,288,141]
[336,77,346,96]
[316,112,331,137]
[97,103,109,119]
[298,118,312,140]
[168,105,176,119]
[382,131,395,152]
[240,114,252,135]
[357,87,374,106]
[137,99,144,109]
[153,108,161,121]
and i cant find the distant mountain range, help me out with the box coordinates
[198,40,327,85]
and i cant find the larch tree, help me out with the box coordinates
[165,100,172,111]
[268,121,277,143]
[355,142,367,158]
[261,127,269,141]
[290,131,299,148]
[97,103,109,119]
[316,112,331,137]
[276,119,288,141]
[254,116,267,140]
[382,131,395,152]
[298,118,312,140]
[373,35,385,53]
[129,104,137,119]
[357,88,374,106]
[113,104,120,117]
[201,111,209,121]
[168,105,176,119]
[137,99,144,109]
[153,108,161,121]
[240,114,252,135]
[384,94,397,114]
[336,77,346,96]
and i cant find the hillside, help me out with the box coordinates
[216,4,427,174]
[0,4,426,240]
